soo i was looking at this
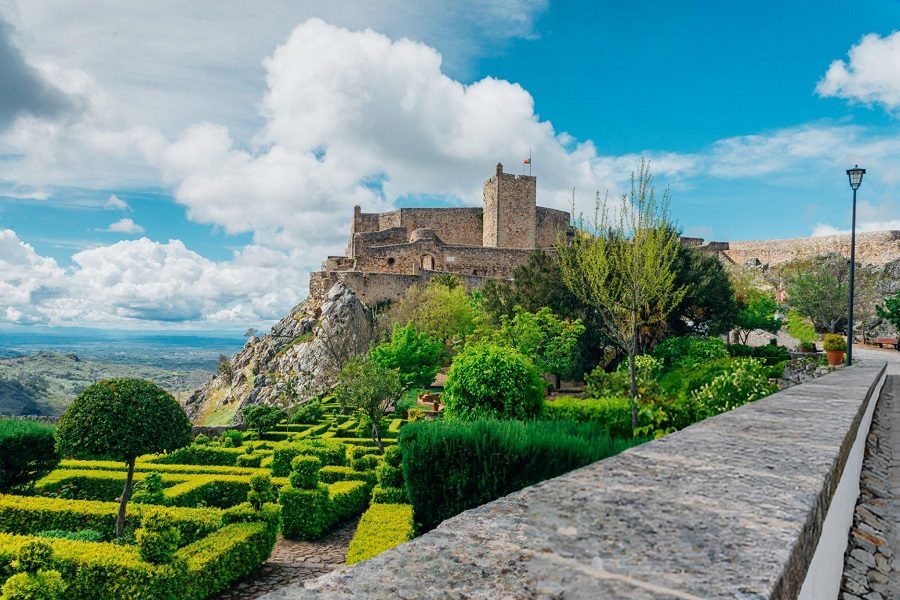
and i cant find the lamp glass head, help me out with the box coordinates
[847,165,866,191]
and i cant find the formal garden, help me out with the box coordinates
[2,167,898,599]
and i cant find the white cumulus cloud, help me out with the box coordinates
[104,218,143,234]
[817,31,900,113]
[104,194,130,210]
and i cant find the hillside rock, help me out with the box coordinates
[184,283,373,425]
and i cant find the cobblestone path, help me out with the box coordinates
[213,518,358,599]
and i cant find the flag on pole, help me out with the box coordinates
[523,158,531,164]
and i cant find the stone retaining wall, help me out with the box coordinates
[262,361,887,599]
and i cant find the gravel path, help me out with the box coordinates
[213,518,358,600]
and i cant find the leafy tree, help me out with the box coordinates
[217,354,234,383]
[0,419,58,493]
[382,279,479,353]
[55,379,192,538]
[493,306,585,389]
[241,404,286,436]
[667,245,738,337]
[877,291,900,334]
[786,254,850,333]
[556,162,686,430]
[334,356,404,451]
[369,323,444,390]
[784,310,818,346]
[733,291,781,344]
[443,342,545,421]
[481,251,609,377]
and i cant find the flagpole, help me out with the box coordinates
[529,148,532,176]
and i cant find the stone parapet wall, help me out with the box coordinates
[261,361,887,599]
[724,230,900,267]
[308,270,489,308]
[535,206,570,248]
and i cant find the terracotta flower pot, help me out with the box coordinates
[826,349,845,366]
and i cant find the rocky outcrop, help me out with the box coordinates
[184,283,373,424]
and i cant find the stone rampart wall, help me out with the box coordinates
[535,206,570,247]
[725,230,900,267]
[262,361,887,599]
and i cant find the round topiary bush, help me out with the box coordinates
[136,512,180,564]
[1,540,66,600]
[247,473,276,510]
[16,541,53,574]
[443,343,545,421]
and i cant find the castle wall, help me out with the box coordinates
[396,208,484,247]
[352,235,537,280]
[723,231,900,267]
[535,207,570,248]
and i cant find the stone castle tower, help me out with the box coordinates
[482,162,537,249]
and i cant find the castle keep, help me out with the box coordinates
[308,163,571,307]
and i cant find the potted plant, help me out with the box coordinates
[823,334,847,366]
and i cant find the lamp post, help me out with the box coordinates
[845,165,865,366]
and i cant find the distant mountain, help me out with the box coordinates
[0,351,213,417]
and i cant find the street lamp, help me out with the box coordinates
[845,165,865,366]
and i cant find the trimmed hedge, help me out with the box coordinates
[345,504,414,565]
[270,441,347,477]
[542,397,637,438]
[328,481,369,523]
[371,485,406,504]
[147,446,247,467]
[319,466,376,487]
[0,419,58,493]
[60,459,271,477]
[400,419,647,531]
[0,494,222,545]
[279,485,329,540]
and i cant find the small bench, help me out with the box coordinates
[874,337,899,350]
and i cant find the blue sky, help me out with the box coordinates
[0,1,898,329]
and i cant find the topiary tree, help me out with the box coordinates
[0,419,58,493]
[55,379,192,538]
[241,404,286,437]
[443,342,545,421]
[369,323,444,390]
[136,512,180,564]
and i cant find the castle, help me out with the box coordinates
[308,163,571,307]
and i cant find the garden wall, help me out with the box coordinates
[262,360,887,599]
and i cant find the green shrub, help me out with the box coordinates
[726,343,790,365]
[542,397,639,438]
[270,441,346,477]
[585,355,662,399]
[327,480,369,523]
[383,445,402,468]
[219,430,243,448]
[652,336,729,369]
[193,434,210,445]
[136,513,181,564]
[443,343,545,421]
[241,405,286,436]
[400,419,647,531]
[823,333,847,352]
[33,529,103,543]
[16,540,53,573]
[247,474,276,510]
[349,446,380,460]
[369,323,444,390]
[345,504,414,565]
[289,400,324,425]
[371,485,407,504]
[656,358,735,401]
[691,358,776,417]
[132,472,165,505]
[350,455,379,472]
[1,569,66,600]
[279,485,329,540]
[376,464,403,489]
[785,310,818,345]
[0,419,58,493]
[289,456,321,489]
[236,454,262,468]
